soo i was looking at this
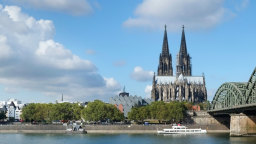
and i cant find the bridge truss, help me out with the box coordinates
[209,67,256,112]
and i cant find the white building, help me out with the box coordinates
[2,99,24,121]
[7,102,16,120]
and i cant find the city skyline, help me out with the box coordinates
[0,0,255,103]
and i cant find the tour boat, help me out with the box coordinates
[157,125,207,134]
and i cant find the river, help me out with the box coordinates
[0,133,256,144]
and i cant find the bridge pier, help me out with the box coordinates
[230,113,256,136]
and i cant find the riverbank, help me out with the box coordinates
[0,125,66,133]
[0,124,229,134]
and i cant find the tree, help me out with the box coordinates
[0,111,6,121]
[149,101,165,119]
[82,100,124,122]
[184,102,193,110]
[198,101,211,110]
[128,101,187,124]
[21,103,85,123]
[72,104,84,120]
[21,103,37,122]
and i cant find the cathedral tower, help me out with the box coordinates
[157,25,173,76]
[152,25,207,103]
[176,26,192,76]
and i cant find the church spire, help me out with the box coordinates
[157,25,173,76]
[176,25,192,76]
[123,86,126,92]
[161,24,169,57]
[179,25,187,56]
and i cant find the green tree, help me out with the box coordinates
[128,101,187,124]
[72,104,84,120]
[0,111,6,120]
[21,103,85,123]
[198,101,211,110]
[149,101,165,119]
[82,100,124,122]
[184,102,193,110]
[21,103,37,122]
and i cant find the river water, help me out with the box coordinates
[0,133,255,144]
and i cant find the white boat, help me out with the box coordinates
[157,125,207,134]
[65,123,87,134]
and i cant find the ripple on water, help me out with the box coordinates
[0,133,256,144]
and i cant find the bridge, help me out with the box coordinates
[207,67,256,136]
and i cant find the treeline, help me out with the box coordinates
[128,101,187,123]
[21,100,124,123]
[21,103,84,122]
[21,100,209,123]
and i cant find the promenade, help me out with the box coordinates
[0,124,229,134]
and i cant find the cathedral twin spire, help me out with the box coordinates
[157,25,173,76]
[157,25,192,77]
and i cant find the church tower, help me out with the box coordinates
[152,25,206,103]
[157,25,173,76]
[176,26,192,76]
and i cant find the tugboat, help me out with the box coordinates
[157,124,206,134]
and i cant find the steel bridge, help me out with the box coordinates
[208,67,256,114]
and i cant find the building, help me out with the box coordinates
[151,25,207,103]
[0,101,7,115]
[110,88,152,117]
[1,98,24,121]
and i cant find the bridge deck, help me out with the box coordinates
[208,103,256,114]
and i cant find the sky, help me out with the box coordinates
[0,0,255,103]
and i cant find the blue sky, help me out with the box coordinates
[0,0,255,103]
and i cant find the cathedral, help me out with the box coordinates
[151,25,207,103]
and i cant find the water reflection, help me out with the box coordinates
[0,133,255,144]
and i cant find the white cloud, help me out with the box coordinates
[144,85,152,98]
[8,0,93,15]
[131,66,154,82]
[104,77,120,89]
[0,35,12,58]
[0,5,120,101]
[36,40,96,70]
[124,0,233,30]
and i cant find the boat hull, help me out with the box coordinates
[157,129,207,134]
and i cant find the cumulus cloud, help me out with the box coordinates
[0,35,12,58]
[124,0,234,30]
[0,5,120,101]
[131,66,154,82]
[144,85,152,98]
[8,0,93,15]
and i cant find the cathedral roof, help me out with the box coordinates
[178,74,184,82]
[155,76,204,84]
[156,76,176,84]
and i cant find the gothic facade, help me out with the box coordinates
[151,26,207,103]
